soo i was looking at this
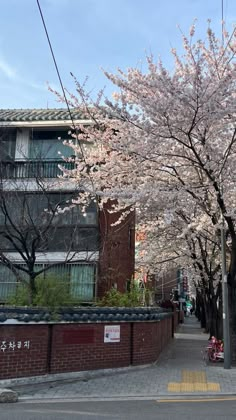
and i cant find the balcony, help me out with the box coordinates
[0,160,75,179]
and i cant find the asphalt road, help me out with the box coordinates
[2,398,236,420]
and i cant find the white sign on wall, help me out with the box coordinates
[104,325,120,343]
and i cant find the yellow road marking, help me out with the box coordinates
[207,382,221,392]
[157,397,236,403]
[167,370,220,393]
[182,370,206,383]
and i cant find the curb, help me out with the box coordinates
[0,363,152,389]
[17,392,236,403]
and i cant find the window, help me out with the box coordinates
[0,263,97,302]
[0,129,16,160]
[0,265,18,301]
[0,192,55,227]
[40,263,97,300]
[29,130,74,160]
[52,196,98,226]
[70,264,96,300]
[0,192,99,252]
[0,192,98,227]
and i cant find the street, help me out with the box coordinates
[2,398,236,420]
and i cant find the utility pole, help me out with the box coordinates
[221,213,231,369]
[219,0,230,370]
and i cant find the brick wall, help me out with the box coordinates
[132,318,172,365]
[0,317,172,380]
[155,267,178,301]
[0,325,49,379]
[98,204,135,297]
[50,323,131,373]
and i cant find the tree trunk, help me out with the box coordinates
[29,274,37,305]
[195,290,206,329]
[228,284,236,364]
[203,295,209,333]
[206,296,221,339]
[195,289,201,321]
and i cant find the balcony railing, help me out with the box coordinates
[0,160,75,179]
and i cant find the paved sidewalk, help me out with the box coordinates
[12,317,236,400]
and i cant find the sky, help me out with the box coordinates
[0,0,235,109]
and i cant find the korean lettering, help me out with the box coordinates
[0,340,30,352]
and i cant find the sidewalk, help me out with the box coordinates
[11,316,236,400]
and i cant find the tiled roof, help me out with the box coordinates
[0,108,87,122]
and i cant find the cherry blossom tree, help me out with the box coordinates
[135,203,222,337]
[55,22,236,358]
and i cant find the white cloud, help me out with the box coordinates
[45,0,70,6]
[0,57,17,80]
[23,80,47,91]
[0,55,47,94]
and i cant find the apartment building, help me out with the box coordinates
[0,109,135,302]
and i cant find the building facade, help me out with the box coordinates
[0,109,135,302]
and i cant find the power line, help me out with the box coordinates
[36,0,96,194]
[36,0,110,259]
[36,0,70,119]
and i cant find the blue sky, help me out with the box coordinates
[0,0,235,109]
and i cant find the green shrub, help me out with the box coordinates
[98,282,143,307]
[7,275,80,309]
[7,284,30,306]
[33,276,77,309]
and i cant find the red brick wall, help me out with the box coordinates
[98,204,135,297]
[155,267,178,301]
[0,325,49,379]
[132,318,172,365]
[0,318,172,380]
[50,323,131,374]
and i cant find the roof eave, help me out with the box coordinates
[0,119,93,128]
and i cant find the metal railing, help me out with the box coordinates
[0,160,75,179]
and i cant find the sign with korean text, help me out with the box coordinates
[104,325,120,343]
[0,340,30,352]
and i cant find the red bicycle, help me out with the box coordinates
[204,336,224,362]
